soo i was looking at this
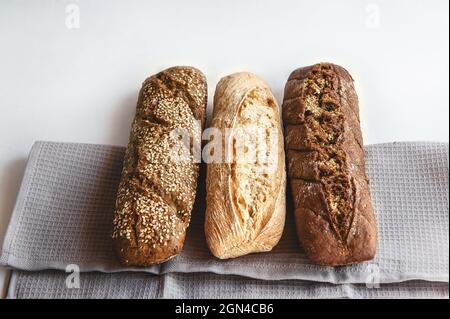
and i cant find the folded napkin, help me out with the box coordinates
[7,270,449,299]
[1,141,449,285]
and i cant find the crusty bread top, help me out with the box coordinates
[206,72,286,259]
[282,63,376,266]
[112,66,207,265]
[138,66,207,129]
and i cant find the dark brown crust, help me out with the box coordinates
[112,66,207,266]
[282,63,377,266]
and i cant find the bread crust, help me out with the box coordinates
[205,72,286,259]
[112,66,207,266]
[282,63,377,266]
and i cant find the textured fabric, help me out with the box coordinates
[1,141,449,285]
[7,270,449,299]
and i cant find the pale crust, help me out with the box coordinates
[205,72,286,259]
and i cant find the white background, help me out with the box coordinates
[0,0,448,296]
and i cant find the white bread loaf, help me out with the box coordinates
[205,72,286,259]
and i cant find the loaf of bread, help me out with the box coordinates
[205,72,286,259]
[112,66,207,266]
[282,63,377,266]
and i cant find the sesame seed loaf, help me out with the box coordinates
[282,63,377,266]
[205,72,286,259]
[112,66,207,266]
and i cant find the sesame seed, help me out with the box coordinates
[112,68,205,251]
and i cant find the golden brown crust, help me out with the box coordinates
[282,63,377,266]
[205,72,286,259]
[112,66,207,266]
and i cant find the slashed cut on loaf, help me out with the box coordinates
[205,72,286,259]
[112,66,207,266]
[282,63,377,266]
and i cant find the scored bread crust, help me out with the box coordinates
[282,63,377,266]
[205,72,286,259]
[112,66,207,266]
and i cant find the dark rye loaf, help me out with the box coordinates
[112,66,207,266]
[282,63,377,266]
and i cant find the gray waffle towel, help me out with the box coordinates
[7,271,449,299]
[1,141,449,298]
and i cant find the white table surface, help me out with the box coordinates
[0,0,448,298]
